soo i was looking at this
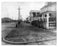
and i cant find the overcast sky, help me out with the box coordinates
[1,2,46,20]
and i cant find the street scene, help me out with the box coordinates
[2,2,56,45]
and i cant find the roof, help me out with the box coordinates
[40,11,56,17]
[41,2,56,10]
[40,11,56,14]
[30,10,40,13]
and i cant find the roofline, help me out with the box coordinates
[41,2,56,10]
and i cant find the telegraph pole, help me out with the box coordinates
[16,7,21,27]
[18,7,20,20]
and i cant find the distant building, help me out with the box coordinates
[29,10,40,22]
[26,10,40,23]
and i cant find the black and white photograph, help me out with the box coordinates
[1,2,57,45]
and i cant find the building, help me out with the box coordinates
[29,10,40,22]
[27,2,56,29]
[41,2,56,12]
[40,2,56,29]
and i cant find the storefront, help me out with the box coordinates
[41,11,56,29]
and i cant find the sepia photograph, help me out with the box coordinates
[1,2,57,45]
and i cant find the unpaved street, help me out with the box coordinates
[2,22,56,45]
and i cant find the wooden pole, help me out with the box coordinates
[18,7,20,20]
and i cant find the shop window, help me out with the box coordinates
[49,23,56,24]
[49,17,56,21]
[49,24,56,27]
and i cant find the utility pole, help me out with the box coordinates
[18,7,20,20]
[16,7,21,27]
[18,7,22,20]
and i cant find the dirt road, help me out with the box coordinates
[2,22,56,45]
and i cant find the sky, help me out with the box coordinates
[1,2,46,20]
